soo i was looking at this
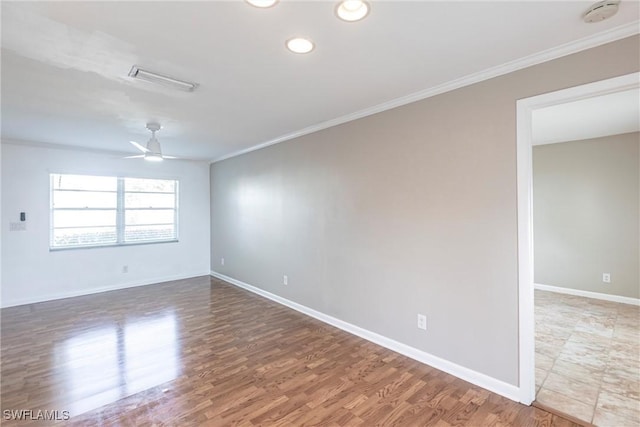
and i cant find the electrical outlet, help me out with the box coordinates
[417,314,427,331]
[9,222,26,231]
[283,275,288,285]
[221,257,225,266]
[603,273,611,283]
[122,265,128,273]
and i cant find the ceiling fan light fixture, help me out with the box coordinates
[144,152,164,162]
[127,122,178,161]
[286,37,315,54]
[128,66,198,92]
[336,0,370,22]
[144,124,163,161]
[246,0,278,8]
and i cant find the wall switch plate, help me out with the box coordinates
[283,275,288,285]
[603,273,611,283]
[417,314,427,330]
[122,265,128,273]
[221,258,225,266]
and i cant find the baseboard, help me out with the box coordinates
[1,272,211,308]
[535,283,640,306]
[210,270,522,403]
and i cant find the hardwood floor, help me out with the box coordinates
[2,276,580,426]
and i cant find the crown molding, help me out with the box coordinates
[211,21,640,164]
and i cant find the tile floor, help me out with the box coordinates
[535,290,640,426]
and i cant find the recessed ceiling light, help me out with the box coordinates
[286,37,315,54]
[336,0,370,22]
[246,0,278,8]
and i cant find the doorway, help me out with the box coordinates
[516,72,640,415]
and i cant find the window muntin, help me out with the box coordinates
[50,174,178,249]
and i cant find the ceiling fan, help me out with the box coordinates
[125,122,178,161]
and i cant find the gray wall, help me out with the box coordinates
[533,133,639,299]
[210,36,639,386]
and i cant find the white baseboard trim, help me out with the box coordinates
[1,272,211,308]
[535,283,640,306]
[210,270,522,403]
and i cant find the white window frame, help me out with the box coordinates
[50,174,179,250]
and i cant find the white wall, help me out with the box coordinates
[1,141,211,307]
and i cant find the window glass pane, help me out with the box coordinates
[52,174,117,191]
[50,174,178,248]
[53,227,117,247]
[125,209,174,226]
[125,178,175,193]
[124,193,175,209]
[54,210,116,228]
[125,225,175,242]
[53,191,117,209]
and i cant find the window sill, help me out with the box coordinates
[49,239,179,252]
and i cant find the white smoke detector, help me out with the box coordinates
[583,1,620,23]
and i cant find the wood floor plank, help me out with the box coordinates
[1,276,583,426]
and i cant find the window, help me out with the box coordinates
[51,174,178,249]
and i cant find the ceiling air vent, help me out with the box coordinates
[128,66,198,92]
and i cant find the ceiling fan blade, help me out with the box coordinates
[129,140,149,153]
[124,155,145,159]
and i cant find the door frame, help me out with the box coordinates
[516,71,639,404]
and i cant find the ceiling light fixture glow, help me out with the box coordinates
[286,37,315,54]
[128,66,198,92]
[246,0,278,8]
[336,0,370,22]
[144,152,164,162]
